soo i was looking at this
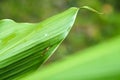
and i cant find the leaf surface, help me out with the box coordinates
[0,7,79,79]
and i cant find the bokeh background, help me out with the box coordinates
[0,0,120,63]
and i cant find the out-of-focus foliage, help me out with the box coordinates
[21,36,120,80]
[0,0,119,62]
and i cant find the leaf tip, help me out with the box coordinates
[80,6,103,14]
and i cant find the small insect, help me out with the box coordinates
[40,47,50,57]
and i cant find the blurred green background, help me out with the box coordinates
[0,0,120,62]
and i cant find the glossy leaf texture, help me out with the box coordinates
[0,7,79,80]
[21,36,120,80]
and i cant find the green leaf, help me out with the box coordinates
[80,6,103,14]
[0,7,79,79]
[21,36,120,80]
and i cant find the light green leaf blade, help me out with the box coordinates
[21,36,120,80]
[0,7,79,79]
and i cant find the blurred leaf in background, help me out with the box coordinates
[21,35,120,80]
